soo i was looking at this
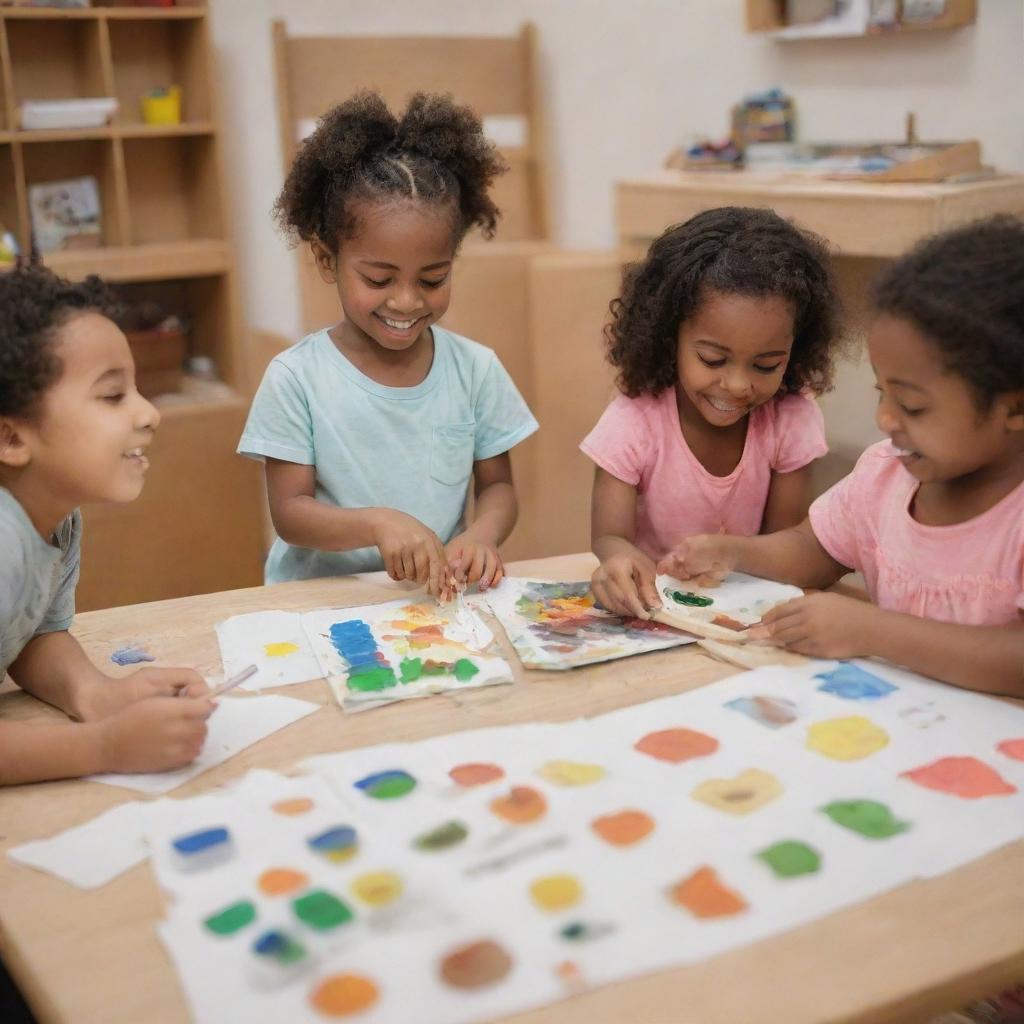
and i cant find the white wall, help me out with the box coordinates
[209,0,1024,342]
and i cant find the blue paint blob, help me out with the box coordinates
[308,826,359,861]
[110,644,156,666]
[329,620,383,669]
[173,826,230,855]
[815,663,897,701]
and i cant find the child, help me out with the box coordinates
[583,206,842,619]
[240,91,538,595]
[660,216,1024,698]
[0,266,214,785]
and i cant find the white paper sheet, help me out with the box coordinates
[88,694,319,794]
[216,610,323,689]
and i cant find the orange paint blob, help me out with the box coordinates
[309,974,379,1017]
[902,756,1017,799]
[449,762,505,787]
[634,728,719,764]
[669,866,748,918]
[590,809,655,847]
[490,786,547,824]
[258,867,309,896]
[997,738,1024,762]
[272,797,315,816]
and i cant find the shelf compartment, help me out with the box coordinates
[21,138,126,251]
[122,133,221,244]
[43,238,230,282]
[108,15,209,124]
[0,143,21,249]
[6,18,111,119]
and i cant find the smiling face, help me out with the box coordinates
[869,313,1024,485]
[1,312,160,524]
[675,288,795,430]
[313,198,456,359]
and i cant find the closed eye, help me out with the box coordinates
[102,393,126,404]
[697,355,726,368]
[753,363,783,374]
[362,276,390,288]
[421,275,448,289]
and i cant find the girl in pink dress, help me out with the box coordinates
[583,206,844,618]
[662,216,1024,698]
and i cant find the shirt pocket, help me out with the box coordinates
[430,422,476,486]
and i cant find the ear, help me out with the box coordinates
[0,418,31,468]
[1002,390,1024,432]
[310,239,338,284]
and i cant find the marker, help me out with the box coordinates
[181,664,257,698]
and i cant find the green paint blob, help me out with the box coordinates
[346,665,398,692]
[292,889,354,931]
[822,799,910,839]
[665,588,713,608]
[413,820,469,851]
[757,840,822,877]
[204,899,256,936]
[453,658,480,682]
[399,657,423,683]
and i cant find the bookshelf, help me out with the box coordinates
[745,0,976,38]
[0,1,264,610]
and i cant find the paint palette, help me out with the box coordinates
[303,598,513,710]
[145,659,1024,1024]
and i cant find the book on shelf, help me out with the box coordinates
[28,176,101,254]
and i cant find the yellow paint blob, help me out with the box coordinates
[691,769,783,816]
[807,716,889,761]
[530,874,583,912]
[350,870,404,908]
[264,641,300,658]
[537,759,605,787]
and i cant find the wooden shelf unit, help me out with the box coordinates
[0,1,264,610]
[745,0,976,38]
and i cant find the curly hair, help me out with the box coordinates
[606,206,842,398]
[872,214,1024,408]
[274,91,507,251]
[0,265,119,419]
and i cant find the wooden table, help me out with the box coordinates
[1,553,1022,1024]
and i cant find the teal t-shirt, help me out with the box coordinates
[0,487,81,677]
[238,326,538,584]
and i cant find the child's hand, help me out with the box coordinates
[592,553,660,620]
[73,666,209,721]
[445,534,504,593]
[750,593,880,659]
[657,535,736,586]
[96,696,216,773]
[371,510,448,596]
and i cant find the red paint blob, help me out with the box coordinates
[449,762,505,787]
[902,756,1017,799]
[996,738,1024,762]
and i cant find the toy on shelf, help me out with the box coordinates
[141,87,181,126]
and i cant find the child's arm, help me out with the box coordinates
[658,520,847,591]
[265,458,449,595]
[757,595,1024,698]
[761,465,815,534]
[10,630,206,721]
[590,468,660,619]
[445,453,516,591]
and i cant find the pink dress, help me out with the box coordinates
[580,388,827,560]
[810,440,1024,625]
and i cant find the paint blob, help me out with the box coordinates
[901,757,1017,799]
[110,644,155,666]
[273,797,315,816]
[634,728,719,764]
[439,939,513,990]
[757,841,821,878]
[413,820,469,851]
[330,620,397,692]
[264,641,300,658]
[308,826,359,863]
[259,868,310,897]
[665,589,714,608]
[530,874,583,912]
[724,695,798,729]
[821,799,909,839]
[354,770,417,800]
[253,928,308,966]
[560,920,616,943]
[309,974,379,1017]
[815,663,897,701]
[171,826,234,871]
[204,899,256,936]
[899,702,946,730]
[590,809,655,847]
[691,769,783,815]
[996,738,1024,762]
[350,871,404,908]
[292,890,354,932]
[669,867,747,918]
[807,716,889,761]
[449,762,505,787]
[537,759,605,787]
[490,786,547,824]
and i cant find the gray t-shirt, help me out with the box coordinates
[0,487,81,677]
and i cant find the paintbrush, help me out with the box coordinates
[199,664,258,698]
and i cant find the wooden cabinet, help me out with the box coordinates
[0,3,264,610]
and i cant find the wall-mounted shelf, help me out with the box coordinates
[745,0,976,39]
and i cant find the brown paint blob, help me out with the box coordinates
[439,939,513,990]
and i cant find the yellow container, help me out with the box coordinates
[141,86,181,126]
